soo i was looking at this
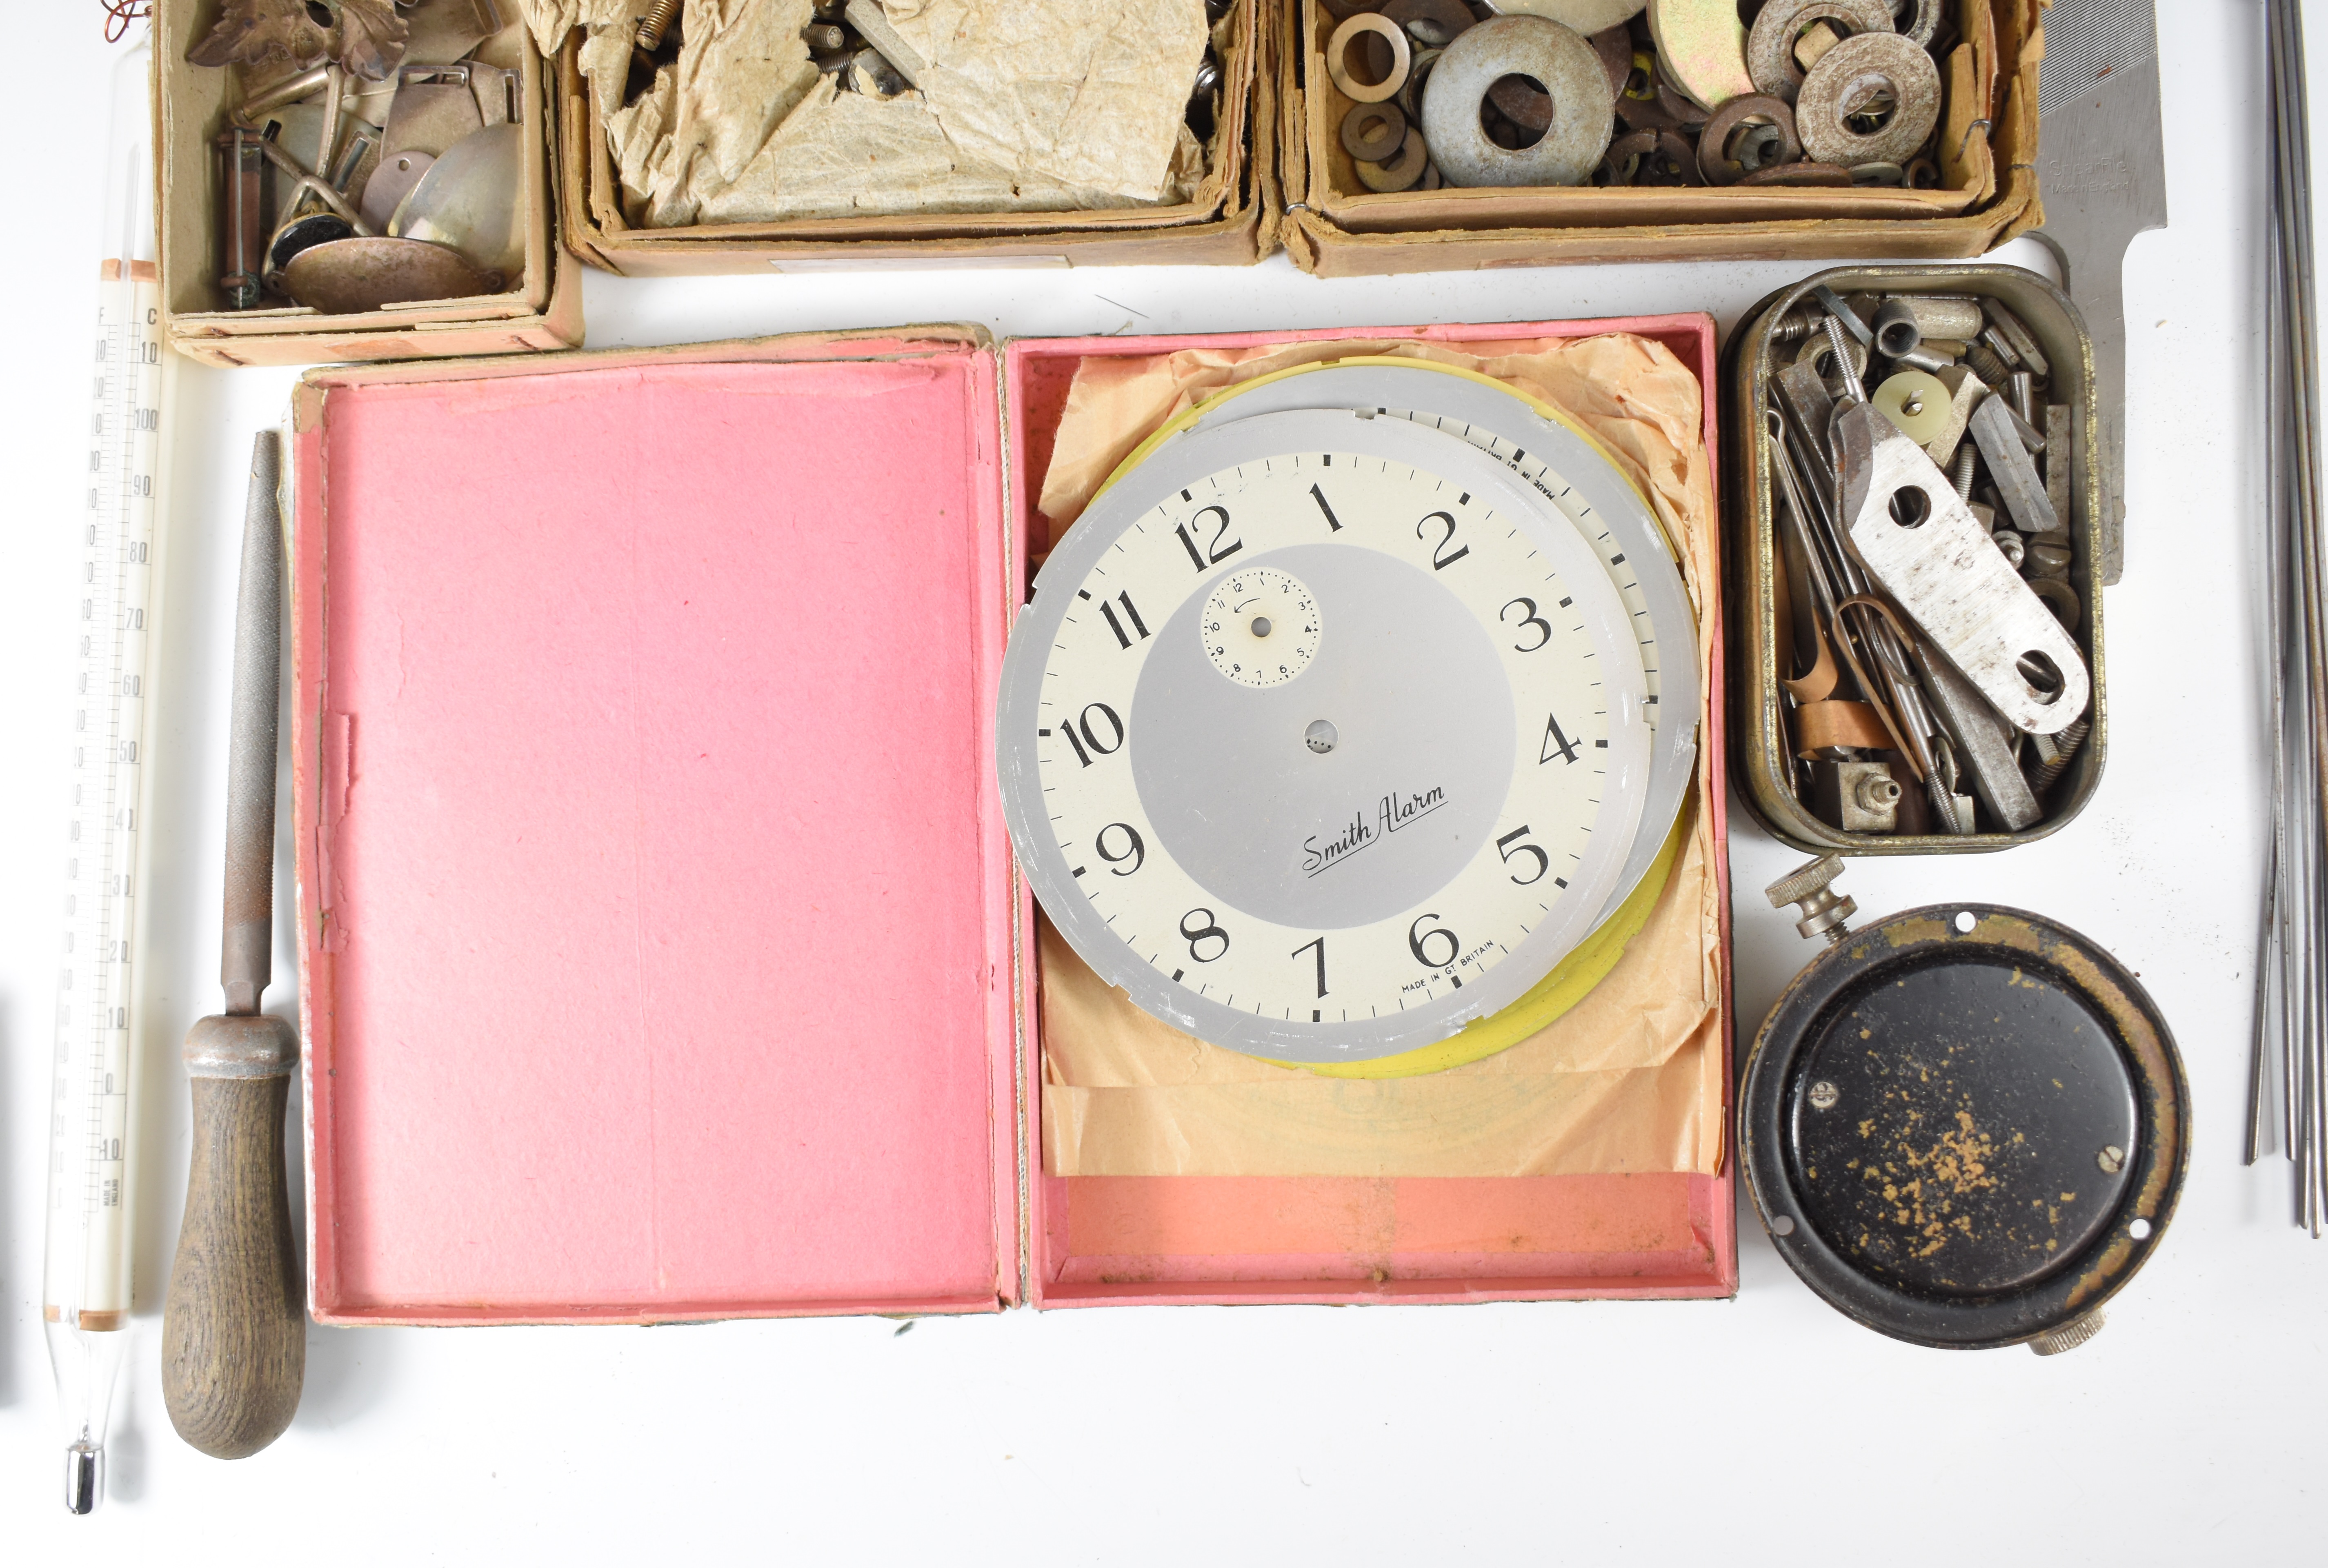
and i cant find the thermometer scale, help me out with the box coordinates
[46,25,167,1516]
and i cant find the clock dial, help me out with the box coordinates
[1173,361,1699,932]
[1201,565,1322,688]
[998,409,1653,1063]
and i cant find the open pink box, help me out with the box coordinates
[288,317,1734,1325]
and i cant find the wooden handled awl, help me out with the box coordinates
[162,431,304,1459]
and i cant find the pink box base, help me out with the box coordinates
[1003,319,1736,1309]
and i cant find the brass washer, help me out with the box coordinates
[1354,126,1431,191]
[1328,13,1413,104]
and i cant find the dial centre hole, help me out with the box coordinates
[1252,616,1273,637]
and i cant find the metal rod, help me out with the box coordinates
[220,433,282,1016]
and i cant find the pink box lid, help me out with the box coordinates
[291,334,1020,1323]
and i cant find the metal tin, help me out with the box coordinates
[1742,895,2188,1351]
[1723,265,2108,854]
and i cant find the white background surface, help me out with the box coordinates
[2,2,2316,1560]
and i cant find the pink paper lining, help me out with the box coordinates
[294,342,1018,1323]
[1004,318,1737,1307]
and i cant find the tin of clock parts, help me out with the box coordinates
[996,409,1654,1063]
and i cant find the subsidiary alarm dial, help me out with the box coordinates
[996,409,1654,1063]
[1202,566,1322,688]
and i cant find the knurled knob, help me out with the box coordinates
[2028,1308,2106,1357]
[1766,854,1855,944]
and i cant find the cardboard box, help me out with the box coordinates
[158,4,581,368]
[1278,0,2043,278]
[286,315,1732,1324]
[553,1,1274,275]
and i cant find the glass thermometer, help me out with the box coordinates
[47,23,167,1517]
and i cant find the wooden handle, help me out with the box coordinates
[163,1016,304,1459]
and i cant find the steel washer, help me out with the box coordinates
[1744,0,1896,103]
[1795,29,1942,167]
[1742,891,2188,1351]
[1422,16,1614,187]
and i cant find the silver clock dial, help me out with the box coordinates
[1178,363,1699,933]
[997,410,1653,1063]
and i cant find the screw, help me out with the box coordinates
[636,0,681,51]
[1949,442,1978,501]
[2028,718,2091,795]
[2098,1144,2125,1174]
[1809,1081,1840,1110]
[1965,339,2012,388]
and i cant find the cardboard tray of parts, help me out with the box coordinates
[157,2,581,368]
[1277,0,2041,278]
[552,0,1274,276]
[287,314,1733,1323]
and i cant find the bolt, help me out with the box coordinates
[2098,1144,2125,1174]
[1809,1081,1840,1110]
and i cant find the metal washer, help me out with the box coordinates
[1328,13,1412,104]
[1422,16,1614,187]
[1795,29,1942,168]
[1744,0,1896,104]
